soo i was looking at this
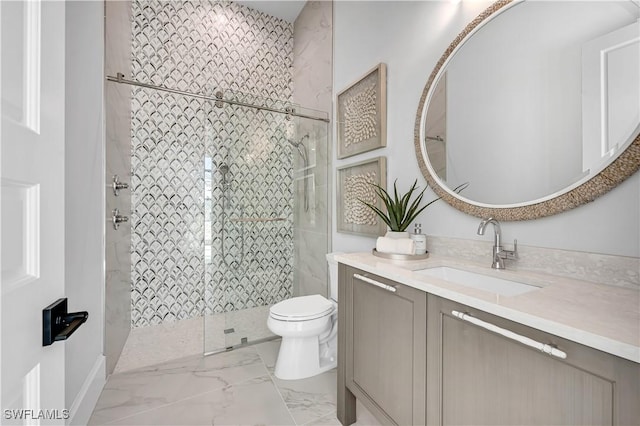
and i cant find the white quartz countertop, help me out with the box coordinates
[334,252,640,364]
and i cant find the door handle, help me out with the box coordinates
[43,298,89,346]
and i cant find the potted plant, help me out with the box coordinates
[359,179,434,238]
[360,179,466,238]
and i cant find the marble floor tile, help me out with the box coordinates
[108,375,296,426]
[306,412,342,426]
[90,337,346,426]
[297,397,381,426]
[273,368,337,425]
[354,400,381,426]
[89,347,267,424]
[253,339,281,373]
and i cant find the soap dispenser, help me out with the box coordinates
[410,224,427,255]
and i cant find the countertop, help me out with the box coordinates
[334,252,640,364]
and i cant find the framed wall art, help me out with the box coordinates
[337,63,387,159]
[336,156,387,237]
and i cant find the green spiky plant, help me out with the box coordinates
[360,180,467,233]
[359,179,436,232]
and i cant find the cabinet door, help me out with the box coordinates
[344,266,427,425]
[427,295,640,426]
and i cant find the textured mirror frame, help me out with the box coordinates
[414,0,640,221]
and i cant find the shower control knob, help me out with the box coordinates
[112,209,129,230]
[112,175,129,196]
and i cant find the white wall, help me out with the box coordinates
[333,1,640,258]
[65,1,106,423]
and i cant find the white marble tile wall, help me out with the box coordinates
[105,0,133,375]
[293,1,333,113]
[292,1,333,298]
[427,235,640,289]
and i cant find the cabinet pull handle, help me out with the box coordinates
[353,273,396,293]
[451,310,567,359]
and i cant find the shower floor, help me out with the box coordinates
[205,304,275,353]
[115,305,276,373]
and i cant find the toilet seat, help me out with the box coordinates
[270,295,334,322]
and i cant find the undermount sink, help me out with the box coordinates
[416,266,541,296]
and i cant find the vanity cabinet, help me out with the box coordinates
[338,264,427,425]
[427,295,640,426]
[337,263,640,426]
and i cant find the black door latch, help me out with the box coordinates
[42,298,89,346]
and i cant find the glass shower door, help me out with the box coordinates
[203,94,330,354]
[204,97,295,353]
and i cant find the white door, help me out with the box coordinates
[582,20,640,172]
[1,0,67,424]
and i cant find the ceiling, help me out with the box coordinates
[234,1,307,23]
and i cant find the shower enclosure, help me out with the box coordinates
[202,91,329,353]
[103,0,333,371]
[116,76,329,355]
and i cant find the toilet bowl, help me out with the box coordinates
[267,253,341,380]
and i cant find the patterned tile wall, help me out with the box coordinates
[130,0,294,327]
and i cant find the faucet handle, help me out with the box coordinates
[504,239,519,260]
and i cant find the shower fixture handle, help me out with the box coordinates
[112,175,129,196]
[112,208,129,230]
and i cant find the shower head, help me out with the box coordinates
[286,134,310,148]
[286,134,311,213]
[287,135,309,163]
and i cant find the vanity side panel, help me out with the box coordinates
[427,294,640,426]
[338,263,357,425]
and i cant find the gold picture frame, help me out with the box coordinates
[337,63,387,159]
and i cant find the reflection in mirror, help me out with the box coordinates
[424,73,447,181]
[419,0,640,212]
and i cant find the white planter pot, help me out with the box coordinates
[385,231,410,239]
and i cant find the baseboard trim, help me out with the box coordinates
[67,354,106,425]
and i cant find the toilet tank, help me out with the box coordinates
[326,252,342,302]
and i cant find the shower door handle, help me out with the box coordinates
[112,208,129,230]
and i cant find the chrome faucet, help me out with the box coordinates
[477,217,518,269]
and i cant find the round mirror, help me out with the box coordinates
[415,0,640,221]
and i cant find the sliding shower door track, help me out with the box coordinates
[106,73,330,123]
[204,334,280,357]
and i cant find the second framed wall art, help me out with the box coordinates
[336,157,387,237]
[337,63,387,159]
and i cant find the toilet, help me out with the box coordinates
[267,253,340,380]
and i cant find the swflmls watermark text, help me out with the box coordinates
[4,409,70,420]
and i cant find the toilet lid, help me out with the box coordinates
[270,295,334,321]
